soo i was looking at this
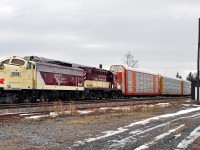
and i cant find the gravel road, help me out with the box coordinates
[0,99,200,150]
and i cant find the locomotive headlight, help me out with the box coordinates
[0,64,4,70]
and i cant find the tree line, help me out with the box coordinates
[186,72,198,82]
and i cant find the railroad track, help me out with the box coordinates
[0,111,50,122]
[0,97,193,122]
[0,96,191,110]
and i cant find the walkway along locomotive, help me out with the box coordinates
[0,56,191,103]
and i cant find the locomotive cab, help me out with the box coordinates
[0,56,36,90]
[0,56,36,103]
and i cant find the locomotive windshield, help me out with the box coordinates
[0,57,10,64]
[1,59,10,64]
[0,57,26,66]
[11,59,25,66]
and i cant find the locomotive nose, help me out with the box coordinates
[0,64,4,70]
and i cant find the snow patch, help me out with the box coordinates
[25,112,58,119]
[73,107,200,147]
[20,113,40,116]
[74,127,128,146]
[174,133,182,139]
[86,127,128,142]
[126,106,200,128]
[100,106,130,111]
[182,104,199,107]
[155,103,171,107]
[135,145,149,150]
[109,122,171,149]
[78,110,93,115]
[74,107,200,146]
[25,115,49,119]
[176,125,200,149]
[50,112,58,117]
[135,124,185,150]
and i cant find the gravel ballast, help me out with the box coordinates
[0,99,200,150]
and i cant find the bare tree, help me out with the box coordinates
[186,72,195,82]
[123,51,139,68]
[176,72,182,79]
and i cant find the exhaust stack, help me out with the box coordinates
[99,64,102,69]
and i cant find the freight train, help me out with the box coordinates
[0,56,191,103]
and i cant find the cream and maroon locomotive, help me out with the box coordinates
[0,56,191,103]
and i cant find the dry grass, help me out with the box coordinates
[66,108,157,126]
[66,111,157,126]
[172,124,186,134]
[50,99,189,121]
[52,101,79,116]
[191,137,200,150]
[183,119,199,127]
[53,101,64,115]
[67,116,96,125]
[91,104,101,115]
[68,102,79,116]
[172,118,199,135]
[33,100,180,126]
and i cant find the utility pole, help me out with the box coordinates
[197,18,200,102]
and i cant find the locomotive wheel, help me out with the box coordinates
[39,95,48,102]
[89,92,97,100]
[23,97,33,103]
[97,92,103,100]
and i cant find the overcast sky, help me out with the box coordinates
[0,0,199,79]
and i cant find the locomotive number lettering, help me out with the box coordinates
[11,72,21,77]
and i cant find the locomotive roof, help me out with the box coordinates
[111,65,159,76]
[111,65,190,83]
[24,56,109,71]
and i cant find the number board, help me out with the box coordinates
[10,72,21,77]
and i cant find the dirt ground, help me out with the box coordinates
[190,137,200,150]
[0,98,199,150]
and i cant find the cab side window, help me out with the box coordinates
[27,62,36,69]
[27,62,32,69]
